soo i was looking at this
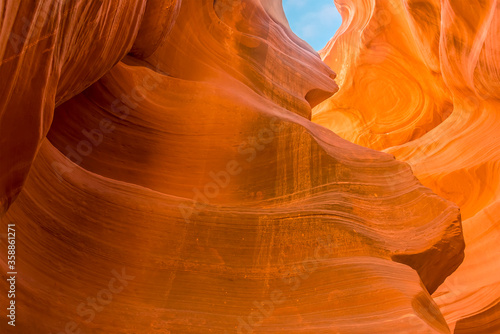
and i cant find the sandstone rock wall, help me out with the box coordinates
[0,1,475,332]
[316,0,500,332]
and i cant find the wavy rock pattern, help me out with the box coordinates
[0,0,149,213]
[0,0,467,333]
[316,0,500,332]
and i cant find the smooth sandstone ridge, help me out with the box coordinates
[0,0,467,333]
[315,0,499,332]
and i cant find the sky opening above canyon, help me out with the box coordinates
[283,0,342,51]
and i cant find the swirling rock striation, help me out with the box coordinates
[316,0,500,332]
[1,0,465,333]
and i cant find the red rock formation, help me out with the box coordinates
[0,0,151,213]
[1,0,467,333]
[316,0,500,332]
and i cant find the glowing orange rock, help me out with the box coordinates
[1,0,466,333]
[316,0,500,332]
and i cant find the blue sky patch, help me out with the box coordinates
[283,0,342,51]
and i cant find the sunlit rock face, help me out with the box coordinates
[0,0,468,333]
[315,0,500,332]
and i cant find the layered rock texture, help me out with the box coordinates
[315,0,500,332]
[0,0,490,333]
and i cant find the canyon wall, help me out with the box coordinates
[316,0,500,332]
[0,0,484,332]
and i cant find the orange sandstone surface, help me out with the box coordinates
[0,0,490,333]
[315,0,500,332]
